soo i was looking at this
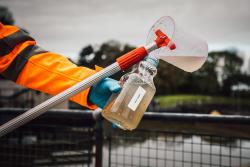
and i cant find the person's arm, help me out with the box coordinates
[0,23,100,109]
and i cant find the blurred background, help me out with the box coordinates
[1,0,250,113]
[0,0,250,167]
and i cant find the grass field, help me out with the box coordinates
[156,94,250,108]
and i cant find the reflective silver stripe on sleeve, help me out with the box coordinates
[0,30,35,57]
[2,45,47,81]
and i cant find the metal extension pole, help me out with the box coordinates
[0,62,121,137]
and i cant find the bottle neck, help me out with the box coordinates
[138,61,157,81]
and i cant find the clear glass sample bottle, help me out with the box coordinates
[102,56,158,130]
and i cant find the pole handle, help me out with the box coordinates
[0,63,121,137]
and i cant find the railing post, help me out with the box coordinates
[108,130,112,167]
[94,111,103,167]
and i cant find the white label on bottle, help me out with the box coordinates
[128,86,146,111]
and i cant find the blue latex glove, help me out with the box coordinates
[89,78,121,109]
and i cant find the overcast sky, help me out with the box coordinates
[1,0,250,66]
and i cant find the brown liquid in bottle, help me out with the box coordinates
[102,81,156,130]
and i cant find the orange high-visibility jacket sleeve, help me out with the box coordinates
[0,23,97,109]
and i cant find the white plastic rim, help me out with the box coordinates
[146,16,208,72]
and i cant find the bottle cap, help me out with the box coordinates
[145,56,159,67]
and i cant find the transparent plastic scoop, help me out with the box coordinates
[147,16,208,72]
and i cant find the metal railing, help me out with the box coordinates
[0,108,250,167]
[105,113,250,167]
[106,128,250,167]
[0,108,102,167]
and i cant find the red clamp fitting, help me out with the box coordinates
[155,29,176,50]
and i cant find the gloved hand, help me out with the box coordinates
[88,78,121,109]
